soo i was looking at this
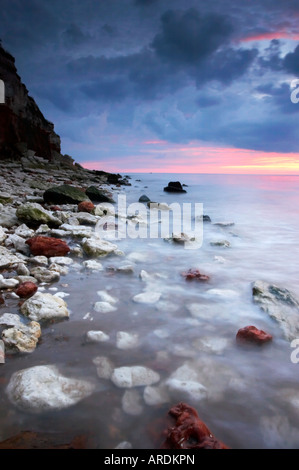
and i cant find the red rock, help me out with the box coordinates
[236,326,273,345]
[78,201,95,213]
[0,294,4,305]
[0,431,87,449]
[181,269,210,282]
[161,402,229,449]
[16,282,38,299]
[26,236,70,258]
[50,206,61,211]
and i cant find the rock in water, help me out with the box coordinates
[252,280,299,341]
[6,365,95,413]
[0,431,87,449]
[16,203,61,227]
[111,366,160,388]
[26,236,70,257]
[164,182,186,193]
[20,293,69,322]
[139,195,151,203]
[82,237,118,257]
[2,321,41,354]
[43,185,90,205]
[181,269,210,282]
[161,402,229,449]
[236,326,273,345]
[85,186,114,203]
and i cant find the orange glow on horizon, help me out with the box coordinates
[81,144,299,175]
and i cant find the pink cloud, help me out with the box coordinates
[81,143,299,175]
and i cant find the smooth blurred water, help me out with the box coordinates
[1,173,299,449]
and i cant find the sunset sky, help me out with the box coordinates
[1,0,298,174]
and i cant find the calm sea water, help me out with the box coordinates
[1,173,299,449]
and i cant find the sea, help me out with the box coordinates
[1,173,299,449]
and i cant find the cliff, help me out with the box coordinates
[0,45,69,164]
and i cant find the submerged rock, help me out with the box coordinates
[122,389,144,416]
[20,292,69,322]
[111,366,160,388]
[6,365,95,413]
[252,280,299,341]
[86,331,110,343]
[26,236,70,258]
[181,269,210,282]
[93,356,114,380]
[166,363,207,403]
[236,326,273,345]
[133,291,162,304]
[210,240,231,247]
[116,331,139,350]
[0,431,87,449]
[161,402,229,449]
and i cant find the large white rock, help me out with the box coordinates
[116,332,139,350]
[30,267,60,283]
[93,356,114,379]
[6,365,95,413]
[83,260,103,271]
[143,384,170,406]
[0,313,24,328]
[133,292,161,304]
[253,280,299,341]
[20,293,69,322]
[166,363,207,402]
[76,212,99,225]
[97,290,118,304]
[111,366,160,388]
[5,233,30,255]
[14,224,34,239]
[87,331,110,343]
[122,389,144,416]
[60,224,93,238]
[82,236,118,258]
[49,257,73,266]
[2,321,41,354]
[94,302,117,314]
[0,247,21,269]
[95,203,115,217]
[0,275,19,289]
[0,226,7,243]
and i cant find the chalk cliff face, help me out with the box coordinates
[0,45,63,162]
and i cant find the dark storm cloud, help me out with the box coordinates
[62,24,91,47]
[151,9,233,64]
[0,0,298,159]
[255,83,299,114]
[283,45,299,75]
[135,0,158,4]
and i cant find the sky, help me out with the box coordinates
[0,0,299,174]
